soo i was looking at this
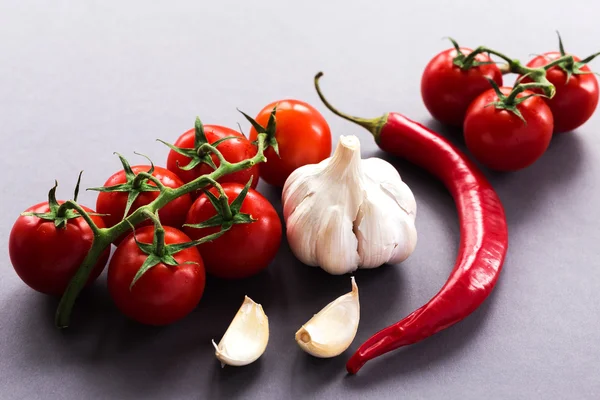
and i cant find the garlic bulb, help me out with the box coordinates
[212,296,269,367]
[295,277,359,358]
[282,135,417,275]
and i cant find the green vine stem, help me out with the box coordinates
[54,130,270,328]
[459,44,576,98]
[205,178,233,221]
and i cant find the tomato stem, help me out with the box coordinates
[207,178,233,221]
[55,234,110,328]
[505,82,555,105]
[462,46,514,67]
[54,126,274,328]
[62,200,101,235]
[542,54,575,70]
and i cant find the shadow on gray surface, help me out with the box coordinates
[485,131,587,227]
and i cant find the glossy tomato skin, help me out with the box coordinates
[166,125,259,194]
[107,226,205,326]
[184,183,282,279]
[96,165,192,232]
[249,100,331,187]
[463,87,554,172]
[421,48,503,127]
[523,52,599,133]
[9,202,110,296]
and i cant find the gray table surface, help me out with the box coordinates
[1,1,599,399]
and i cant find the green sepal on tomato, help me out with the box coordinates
[245,99,332,187]
[9,179,110,296]
[463,82,553,172]
[521,34,600,133]
[107,225,206,326]
[184,181,282,279]
[162,117,260,195]
[421,39,503,127]
[92,153,192,240]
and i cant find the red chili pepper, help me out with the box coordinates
[314,72,509,374]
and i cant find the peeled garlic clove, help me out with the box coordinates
[295,277,360,358]
[212,296,269,367]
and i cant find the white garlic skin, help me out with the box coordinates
[282,135,417,275]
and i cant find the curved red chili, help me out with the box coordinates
[314,72,509,374]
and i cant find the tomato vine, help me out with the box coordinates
[54,107,277,328]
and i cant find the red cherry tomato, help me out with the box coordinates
[107,226,205,326]
[96,165,192,231]
[9,202,110,296]
[184,183,282,279]
[463,87,554,171]
[166,125,259,193]
[249,100,331,187]
[421,48,503,127]
[523,52,599,133]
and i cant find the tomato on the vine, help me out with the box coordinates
[96,165,192,231]
[463,87,554,171]
[523,52,599,133]
[107,226,205,326]
[421,47,503,127]
[9,202,109,296]
[248,100,331,187]
[184,183,282,279]
[166,124,259,193]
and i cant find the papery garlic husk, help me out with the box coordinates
[282,135,417,275]
[212,296,269,367]
[295,277,359,358]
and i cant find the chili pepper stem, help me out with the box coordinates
[314,72,387,140]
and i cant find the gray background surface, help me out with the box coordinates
[1,1,599,399]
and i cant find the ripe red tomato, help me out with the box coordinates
[249,100,331,187]
[463,87,554,171]
[421,47,503,127]
[184,183,282,279]
[96,165,192,230]
[523,52,599,133]
[166,125,259,193]
[9,202,110,296]
[107,226,205,326]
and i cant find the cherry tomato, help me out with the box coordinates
[107,226,205,326]
[96,165,192,231]
[9,202,110,296]
[421,47,503,127]
[166,125,259,193]
[249,100,331,187]
[523,52,599,133]
[184,183,282,279]
[463,87,554,171]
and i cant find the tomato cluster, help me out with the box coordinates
[9,100,331,326]
[421,35,599,171]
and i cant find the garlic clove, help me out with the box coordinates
[295,277,360,358]
[212,296,269,367]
